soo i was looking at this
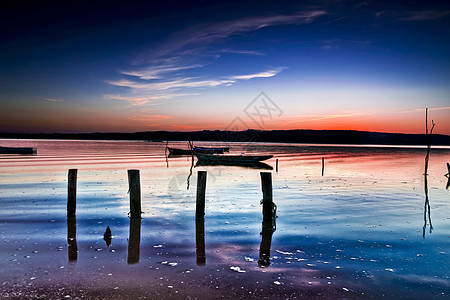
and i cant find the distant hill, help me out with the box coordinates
[1,129,450,145]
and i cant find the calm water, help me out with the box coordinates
[0,139,449,299]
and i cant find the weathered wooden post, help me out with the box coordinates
[67,169,77,217]
[260,172,273,222]
[322,157,325,176]
[196,171,207,220]
[258,225,274,267]
[127,170,142,218]
[276,159,279,172]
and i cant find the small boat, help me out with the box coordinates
[196,154,273,163]
[0,146,36,154]
[168,146,230,155]
[167,147,194,155]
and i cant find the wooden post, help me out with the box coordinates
[258,224,274,267]
[260,172,273,222]
[322,157,325,176]
[128,170,142,218]
[276,159,279,172]
[67,169,77,217]
[196,171,207,220]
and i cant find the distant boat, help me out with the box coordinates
[0,146,36,154]
[195,153,273,163]
[168,146,229,156]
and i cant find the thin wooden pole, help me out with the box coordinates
[196,171,207,220]
[276,159,279,172]
[67,169,77,217]
[322,157,325,176]
[128,170,142,218]
[260,172,273,222]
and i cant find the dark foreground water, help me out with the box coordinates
[0,139,449,299]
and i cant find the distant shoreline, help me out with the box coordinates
[1,129,450,146]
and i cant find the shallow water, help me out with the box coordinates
[0,139,449,299]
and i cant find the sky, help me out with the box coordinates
[1,0,449,134]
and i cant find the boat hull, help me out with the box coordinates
[0,147,36,154]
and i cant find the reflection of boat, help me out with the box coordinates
[196,154,273,163]
[196,160,273,170]
[0,146,36,154]
[168,146,229,155]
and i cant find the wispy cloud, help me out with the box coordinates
[108,68,284,96]
[104,93,197,106]
[230,68,284,80]
[219,48,265,56]
[108,11,326,106]
[146,11,327,62]
[123,64,203,80]
[43,97,64,102]
[397,10,450,22]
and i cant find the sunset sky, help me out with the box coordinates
[1,0,449,134]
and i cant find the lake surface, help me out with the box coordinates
[0,139,449,299]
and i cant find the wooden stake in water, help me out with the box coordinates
[128,170,142,218]
[67,169,78,217]
[276,159,279,172]
[260,172,273,222]
[322,157,325,176]
[196,171,207,220]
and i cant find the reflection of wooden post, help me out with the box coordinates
[128,170,141,218]
[260,172,273,222]
[276,159,279,172]
[67,217,78,262]
[258,222,274,267]
[127,218,141,264]
[195,218,206,266]
[322,157,324,176]
[67,169,77,217]
[196,171,207,220]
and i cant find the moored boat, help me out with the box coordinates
[168,146,230,155]
[0,146,36,154]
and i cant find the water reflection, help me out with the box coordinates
[195,160,273,170]
[195,218,206,266]
[103,226,112,248]
[258,221,275,267]
[67,217,78,262]
[422,174,433,239]
[127,218,141,264]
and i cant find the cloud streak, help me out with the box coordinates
[43,97,64,102]
[108,11,326,106]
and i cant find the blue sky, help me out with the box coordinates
[0,0,449,134]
